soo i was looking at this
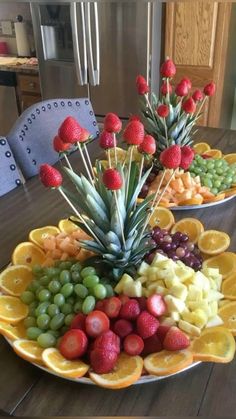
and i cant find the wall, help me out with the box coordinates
[0,2,33,55]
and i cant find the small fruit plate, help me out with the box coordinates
[171,194,236,211]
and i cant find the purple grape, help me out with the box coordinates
[172,255,180,261]
[163,235,172,243]
[180,234,189,242]
[171,243,177,250]
[172,232,183,242]
[184,250,191,259]
[145,252,156,264]
[161,243,172,252]
[146,173,156,185]
[161,229,169,236]
[139,184,149,198]
[179,243,188,251]
[167,250,178,259]
[186,242,195,252]
[176,247,185,258]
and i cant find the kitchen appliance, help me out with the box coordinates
[30,2,162,120]
[0,71,19,136]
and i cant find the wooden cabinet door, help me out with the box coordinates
[164,2,232,127]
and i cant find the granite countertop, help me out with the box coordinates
[0,57,39,74]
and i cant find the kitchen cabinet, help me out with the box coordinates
[164,2,232,127]
[16,73,42,112]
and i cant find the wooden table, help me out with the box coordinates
[1,126,236,416]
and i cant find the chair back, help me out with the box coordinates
[0,136,22,196]
[7,98,99,178]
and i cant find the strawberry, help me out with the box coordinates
[136,297,147,311]
[156,104,169,118]
[163,326,190,351]
[142,334,162,356]
[99,130,116,149]
[70,313,86,331]
[104,113,122,133]
[136,75,149,95]
[90,348,118,374]
[59,329,88,359]
[119,299,140,321]
[123,334,144,356]
[156,324,172,343]
[136,311,159,339]
[95,299,106,311]
[58,116,82,144]
[146,294,166,317]
[180,77,192,89]
[180,145,195,170]
[129,114,141,122]
[39,164,62,188]
[136,75,147,85]
[94,330,120,353]
[123,120,145,145]
[160,59,176,78]
[138,135,156,155]
[118,294,130,306]
[113,319,133,338]
[175,81,189,97]
[182,97,196,114]
[53,135,71,153]
[160,145,181,169]
[192,89,204,102]
[79,127,91,143]
[102,168,123,190]
[160,81,172,96]
[203,81,216,96]
[103,297,122,318]
[85,310,110,338]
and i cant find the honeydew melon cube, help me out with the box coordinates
[202,267,220,278]
[215,276,222,291]
[186,285,203,302]
[178,319,201,337]
[206,315,224,328]
[209,301,218,317]
[114,274,133,294]
[192,309,208,328]
[187,300,209,314]
[123,280,142,297]
[208,277,218,291]
[181,310,194,323]
[164,295,186,313]
[169,284,188,301]
[137,276,148,284]
[164,276,181,289]
[207,290,224,302]
[192,272,208,289]
[170,311,180,321]
[151,253,168,266]
[137,261,150,275]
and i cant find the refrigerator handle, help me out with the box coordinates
[70,2,87,85]
[85,2,100,86]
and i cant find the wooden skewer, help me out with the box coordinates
[77,142,94,184]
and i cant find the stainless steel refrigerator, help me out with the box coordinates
[30,1,162,120]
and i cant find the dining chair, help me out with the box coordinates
[0,136,22,197]
[7,98,100,178]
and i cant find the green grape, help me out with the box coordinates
[61,303,73,315]
[38,289,51,302]
[32,265,43,275]
[37,313,51,330]
[39,275,51,287]
[24,316,37,328]
[61,283,74,298]
[26,326,42,340]
[206,162,215,170]
[50,313,65,330]
[66,296,75,305]
[203,178,213,188]
[225,177,233,185]
[221,183,227,190]
[48,280,61,294]
[93,284,107,299]
[211,187,218,195]
[47,303,60,317]
[83,275,99,288]
[74,284,88,299]
[213,180,221,188]
[59,261,73,270]
[82,296,95,314]
[194,167,203,175]
[45,267,60,278]
[35,301,50,317]
[80,266,96,278]
[35,286,44,299]
[233,175,236,183]
[53,293,65,307]
[37,332,56,348]
[20,291,35,305]
[59,270,71,284]
[28,301,38,316]
[71,271,81,283]
[205,172,213,179]
[73,300,83,313]
[64,313,74,326]
[214,159,223,168]
[100,277,109,285]
[47,329,60,338]
[216,168,224,175]
[71,262,82,273]
[105,284,114,297]
[60,326,69,335]
[28,280,41,293]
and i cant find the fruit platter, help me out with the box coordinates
[1,57,236,389]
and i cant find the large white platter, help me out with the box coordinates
[171,193,236,210]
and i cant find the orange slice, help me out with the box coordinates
[204,149,222,159]
[218,301,236,335]
[198,230,230,255]
[178,197,204,206]
[193,142,211,154]
[13,339,44,364]
[144,349,193,376]
[149,207,175,230]
[0,320,26,340]
[29,226,60,248]
[222,273,236,300]
[202,252,236,279]
[223,187,236,198]
[223,153,236,165]
[12,242,46,267]
[42,348,89,378]
[89,353,143,389]
[0,295,28,324]
[203,192,225,203]
[0,265,33,296]
[191,327,235,362]
[58,219,79,234]
[171,218,204,244]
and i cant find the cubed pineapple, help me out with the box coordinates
[207,290,224,302]
[137,261,150,275]
[175,263,194,282]
[154,285,168,296]
[164,276,181,289]
[147,267,159,282]
[137,276,148,284]
[192,309,208,328]
[208,277,218,291]
[114,273,133,294]
[186,285,203,302]
[123,280,142,297]
[151,253,168,266]
[178,319,201,336]
[159,316,176,327]
[170,311,180,322]
[215,276,222,291]
[206,315,224,327]
[157,267,176,281]
[202,267,220,278]
[169,284,188,301]
[181,309,194,323]
[192,271,208,289]
[147,280,163,291]
[164,295,186,313]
